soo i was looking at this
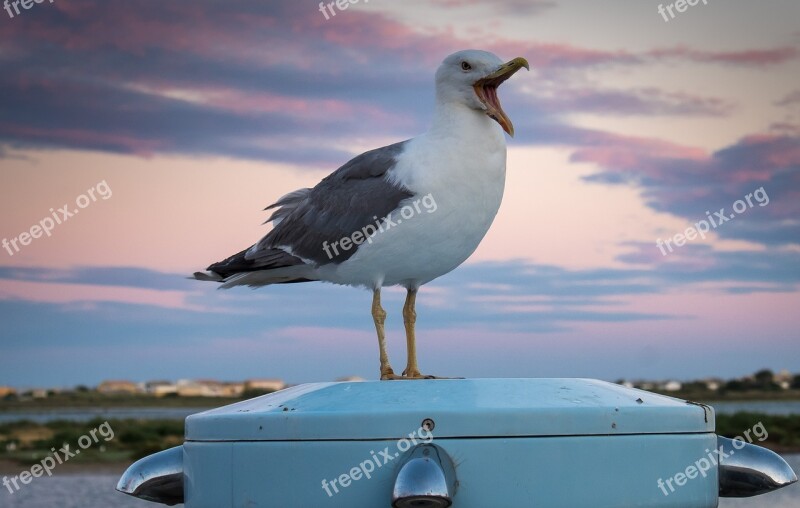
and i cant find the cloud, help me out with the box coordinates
[529,87,733,117]
[0,279,211,312]
[428,0,557,15]
[0,259,796,385]
[647,46,799,67]
[3,256,796,334]
[0,0,794,166]
[775,90,800,107]
[615,242,800,288]
[575,132,800,248]
[0,265,193,290]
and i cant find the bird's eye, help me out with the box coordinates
[461,61,472,71]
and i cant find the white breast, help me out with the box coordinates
[321,109,508,289]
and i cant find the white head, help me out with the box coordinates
[435,49,529,136]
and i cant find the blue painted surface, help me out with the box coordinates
[185,378,713,441]
[182,379,719,507]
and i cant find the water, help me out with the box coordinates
[0,407,210,424]
[1,473,183,508]
[1,457,798,507]
[709,400,800,416]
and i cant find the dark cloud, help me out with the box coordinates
[4,254,797,333]
[576,133,800,248]
[0,261,672,360]
[1,0,792,166]
[1,0,796,279]
[615,242,800,288]
[646,46,798,67]
[428,0,557,16]
[0,265,194,291]
[775,90,800,107]
[529,87,733,117]
[1,259,796,385]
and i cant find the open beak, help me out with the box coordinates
[473,57,529,137]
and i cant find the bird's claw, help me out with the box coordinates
[380,370,456,380]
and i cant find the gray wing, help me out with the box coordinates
[247,140,413,266]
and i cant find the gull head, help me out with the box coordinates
[435,49,529,137]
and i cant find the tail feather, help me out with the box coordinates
[218,266,314,289]
[193,246,316,287]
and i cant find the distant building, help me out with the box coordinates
[0,386,16,398]
[245,379,285,393]
[97,380,141,394]
[661,381,682,392]
[145,380,178,397]
[775,370,793,390]
[220,382,245,397]
[702,378,723,391]
[30,389,48,399]
[335,376,366,382]
[176,379,244,397]
[177,379,215,397]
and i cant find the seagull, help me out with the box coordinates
[194,50,528,380]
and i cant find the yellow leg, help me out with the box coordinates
[372,289,395,380]
[402,288,424,378]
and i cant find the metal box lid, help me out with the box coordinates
[185,378,713,441]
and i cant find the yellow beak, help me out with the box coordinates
[472,57,529,136]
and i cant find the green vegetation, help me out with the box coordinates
[0,389,279,411]
[660,389,800,401]
[0,411,798,470]
[0,418,185,466]
[716,413,800,453]
[0,392,242,410]
[618,369,800,401]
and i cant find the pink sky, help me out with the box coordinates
[0,0,798,387]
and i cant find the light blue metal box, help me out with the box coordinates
[118,378,796,507]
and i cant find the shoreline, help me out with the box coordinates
[3,395,800,411]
